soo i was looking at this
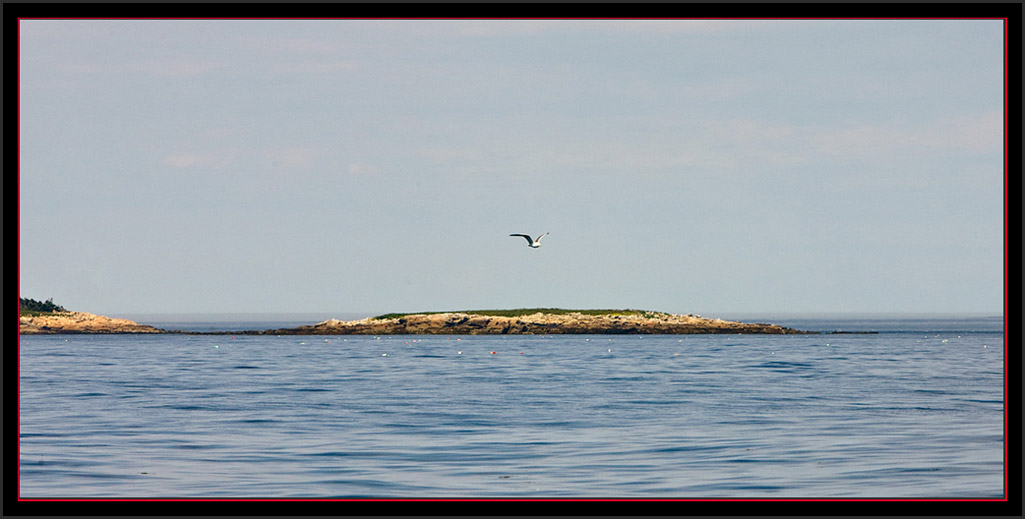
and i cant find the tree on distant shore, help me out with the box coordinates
[19,297,67,315]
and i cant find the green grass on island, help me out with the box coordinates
[372,308,674,320]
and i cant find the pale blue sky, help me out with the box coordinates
[18,19,1005,316]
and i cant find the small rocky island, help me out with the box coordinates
[18,301,812,336]
[238,309,812,335]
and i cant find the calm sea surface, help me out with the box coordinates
[19,316,1004,498]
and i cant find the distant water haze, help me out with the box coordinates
[122,312,378,322]
[121,312,378,333]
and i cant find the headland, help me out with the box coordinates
[19,311,166,334]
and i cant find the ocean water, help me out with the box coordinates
[18,316,1005,499]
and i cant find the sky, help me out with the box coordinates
[18,19,1006,317]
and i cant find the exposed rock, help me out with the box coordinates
[243,311,813,335]
[19,312,166,334]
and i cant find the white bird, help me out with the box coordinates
[510,232,548,248]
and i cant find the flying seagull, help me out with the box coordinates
[510,232,549,248]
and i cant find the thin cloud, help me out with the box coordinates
[65,59,223,78]
[270,60,358,75]
[259,147,324,170]
[162,152,235,170]
[810,111,1003,161]
[370,19,787,37]
[347,162,380,176]
[132,60,224,78]
[237,34,353,55]
[919,111,1003,154]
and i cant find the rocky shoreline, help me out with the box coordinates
[19,310,815,335]
[19,311,165,334]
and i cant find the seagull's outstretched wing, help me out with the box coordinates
[509,234,534,245]
[536,232,549,243]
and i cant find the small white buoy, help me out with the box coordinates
[382,353,388,357]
